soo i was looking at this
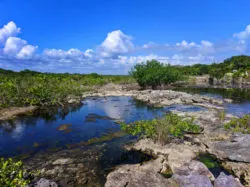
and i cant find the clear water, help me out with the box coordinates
[173,87,250,117]
[0,96,204,157]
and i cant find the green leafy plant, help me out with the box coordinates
[0,158,37,187]
[121,113,201,145]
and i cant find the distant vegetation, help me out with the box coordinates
[0,69,134,109]
[1,55,250,109]
[121,113,202,145]
[174,55,250,79]
[129,60,183,89]
[129,55,250,89]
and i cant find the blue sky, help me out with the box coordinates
[0,0,250,74]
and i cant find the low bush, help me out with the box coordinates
[121,113,201,145]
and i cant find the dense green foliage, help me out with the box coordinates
[0,158,35,186]
[175,55,250,79]
[0,69,134,108]
[130,55,250,88]
[224,114,250,133]
[129,60,183,89]
[121,113,201,145]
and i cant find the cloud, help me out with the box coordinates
[176,40,197,48]
[84,49,94,58]
[0,21,250,74]
[99,30,134,57]
[3,37,27,55]
[201,40,213,47]
[0,21,20,44]
[3,37,37,59]
[44,48,83,58]
[17,45,38,59]
[234,25,250,40]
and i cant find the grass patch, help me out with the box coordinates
[121,113,202,145]
[224,114,250,133]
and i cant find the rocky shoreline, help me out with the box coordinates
[105,109,248,187]
[1,83,249,187]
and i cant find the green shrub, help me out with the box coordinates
[121,113,201,145]
[224,114,250,133]
[129,60,184,89]
[0,158,36,187]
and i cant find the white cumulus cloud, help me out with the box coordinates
[0,21,20,44]
[3,37,27,56]
[234,25,250,40]
[100,30,134,57]
[17,45,38,59]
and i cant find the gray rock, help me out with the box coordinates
[35,178,58,187]
[173,174,213,187]
[52,158,73,165]
[105,156,177,187]
[213,134,250,162]
[214,172,243,187]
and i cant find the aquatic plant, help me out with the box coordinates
[198,154,219,169]
[0,158,37,187]
[224,114,250,133]
[121,113,201,145]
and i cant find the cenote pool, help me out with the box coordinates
[0,96,204,158]
[1,93,249,185]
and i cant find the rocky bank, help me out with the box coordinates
[105,108,249,187]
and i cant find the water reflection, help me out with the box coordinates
[0,96,205,157]
[0,97,165,157]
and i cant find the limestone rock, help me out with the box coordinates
[173,174,213,187]
[214,172,243,187]
[213,134,250,162]
[35,178,58,187]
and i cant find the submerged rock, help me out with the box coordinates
[214,172,243,187]
[34,178,58,187]
[56,124,72,132]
